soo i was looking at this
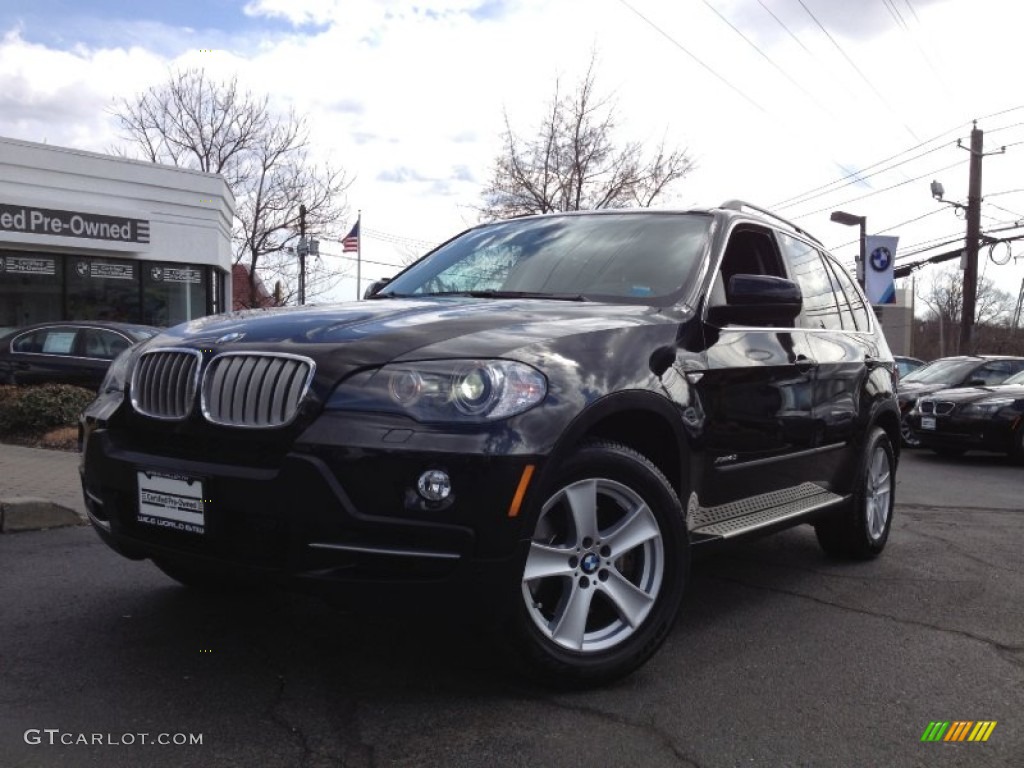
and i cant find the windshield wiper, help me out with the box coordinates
[420,290,589,301]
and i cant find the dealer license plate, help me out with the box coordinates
[921,416,936,430]
[137,470,206,534]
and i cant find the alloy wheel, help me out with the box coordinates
[521,477,664,653]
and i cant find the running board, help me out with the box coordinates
[688,482,845,539]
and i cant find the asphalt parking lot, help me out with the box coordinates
[1,448,1021,767]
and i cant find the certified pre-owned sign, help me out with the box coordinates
[0,203,150,244]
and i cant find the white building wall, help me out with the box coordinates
[0,135,234,311]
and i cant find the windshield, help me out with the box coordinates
[378,213,712,304]
[901,359,978,386]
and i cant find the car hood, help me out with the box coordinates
[897,380,953,398]
[922,383,1024,404]
[151,297,682,384]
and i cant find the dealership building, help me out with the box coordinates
[0,135,234,331]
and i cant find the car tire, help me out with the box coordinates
[900,414,921,448]
[152,557,263,591]
[815,427,895,560]
[508,441,688,688]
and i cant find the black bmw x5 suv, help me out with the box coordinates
[80,201,901,685]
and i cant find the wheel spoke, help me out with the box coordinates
[601,568,656,628]
[523,542,575,581]
[602,502,660,557]
[551,581,595,650]
[871,450,889,486]
[867,499,880,537]
[564,480,600,543]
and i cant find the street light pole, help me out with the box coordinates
[830,210,867,289]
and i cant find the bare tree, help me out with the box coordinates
[480,57,695,220]
[916,265,1014,355]
[112,68,351,306]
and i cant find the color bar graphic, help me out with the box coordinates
[921,721,996,742]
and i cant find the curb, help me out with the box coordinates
[0,497,87,533]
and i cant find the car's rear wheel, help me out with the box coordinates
[816,427,895,559]
[509,441,688,688]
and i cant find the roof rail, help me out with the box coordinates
[720,199,823,247]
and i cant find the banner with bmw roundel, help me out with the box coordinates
[865,235,899,305]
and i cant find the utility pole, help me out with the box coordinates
[959,124,983,354]
[298,204,307,306]
[954,123,1007,353]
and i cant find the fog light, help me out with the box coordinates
[417,470,451,501]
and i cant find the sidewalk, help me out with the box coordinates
[0,442,86,531]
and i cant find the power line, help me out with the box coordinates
[615,0,768,114]
[771,120,970,208]
[756,0,812,55]
[881,0,952,99]
[772,107,1024,210]
[902,0,922,23]
[789,158,968,219]
[795,0,920,141]
[775,140,956,211]
[362,227,437,250]
[985,201,1024,220]
[826,207,947,251]
[699,0,835,118]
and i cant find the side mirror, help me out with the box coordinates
[363,278,391,299]
[708,274,803,327]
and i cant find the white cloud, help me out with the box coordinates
[2,0,1023,298]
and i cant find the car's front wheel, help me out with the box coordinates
[900,414,921,448]
[510,441,688,687]
[816,427,895,559]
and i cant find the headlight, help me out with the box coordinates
[961,398,1014,416]
[99,343,147,395]
[327,360,547,422]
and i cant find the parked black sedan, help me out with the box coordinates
[0,321,159,389]
[908,369,1024,462]
[896,355,1024,446]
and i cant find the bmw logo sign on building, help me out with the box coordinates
[864,235,899,305]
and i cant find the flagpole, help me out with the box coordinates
[356,209,362,301]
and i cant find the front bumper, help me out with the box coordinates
[79,419,542,610]
[907,413,1016,454]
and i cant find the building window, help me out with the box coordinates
[0,251,63,329]
[142,263,208,327]
[66,257,140,322]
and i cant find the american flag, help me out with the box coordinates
[342,221,359,253]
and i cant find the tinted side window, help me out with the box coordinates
[825,256,871,331]
[972,361,1015,385]
[777,233,842,330]
[13,328,77,355]
[80,328,130,360]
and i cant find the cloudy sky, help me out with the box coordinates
[2,0,1023,307]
